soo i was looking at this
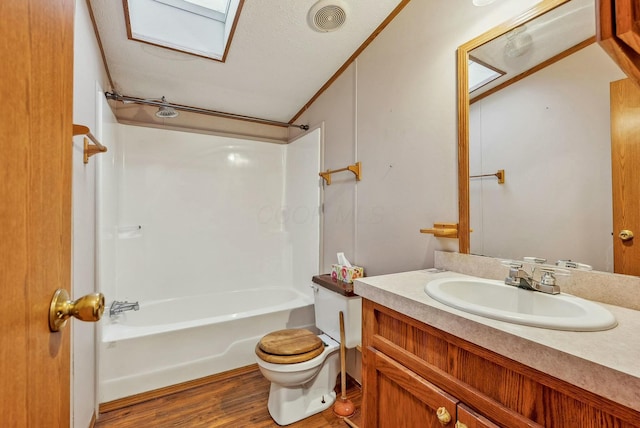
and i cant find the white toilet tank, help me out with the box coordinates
[313,286,361,349]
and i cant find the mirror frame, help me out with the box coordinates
[457,0,571,253]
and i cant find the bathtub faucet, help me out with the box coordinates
[109,300,140,317]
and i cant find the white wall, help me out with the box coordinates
[105,125,321,303]
[285,128,322,289]
[96,112,121,323]
[72,0,112,426]
[469,44,625,270]
[289,0,544,276]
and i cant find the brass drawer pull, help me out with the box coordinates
[436,407,452,425]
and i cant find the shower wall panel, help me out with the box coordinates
[114,125,289,302]
[283,129,322,292]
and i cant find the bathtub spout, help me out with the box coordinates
[110,300,140,317]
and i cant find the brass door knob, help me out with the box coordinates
[455,422,469,428]
[436,407,452,425]
[49,289,105,332]
[619,230,634,241]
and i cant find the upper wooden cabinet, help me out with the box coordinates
[598,0,640,85]
[615,0,640,52]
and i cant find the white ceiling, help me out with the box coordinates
[89,0,405,124]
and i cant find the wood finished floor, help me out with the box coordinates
[95,365,362,428]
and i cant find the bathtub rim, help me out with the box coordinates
[101,287,314,343]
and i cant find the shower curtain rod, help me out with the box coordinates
[104,92,309,130]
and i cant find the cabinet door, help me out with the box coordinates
[364,348,458,427]
[616,0,640,54]
[598,0,640,89]
[457,404,501,428]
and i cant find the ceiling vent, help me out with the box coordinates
[308,0,348,32]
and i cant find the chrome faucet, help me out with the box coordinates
[109,300,140,317]
[504,262,561,294]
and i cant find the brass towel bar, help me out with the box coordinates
[470,169,505,184]
[319,162,361,185]
[420,223,473,238]
[73,124,107,164]
[420,223,460,238]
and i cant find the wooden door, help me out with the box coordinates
[0,0,74,426]
[364,348,458,427]
[610,78,640,276]
[457,404,501,428]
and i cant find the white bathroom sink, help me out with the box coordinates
[424,277,617,331]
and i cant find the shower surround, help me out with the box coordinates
[97,124,322,402]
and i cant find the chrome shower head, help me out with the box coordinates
[155,97,179,118]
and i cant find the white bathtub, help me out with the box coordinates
[99,287,315,403]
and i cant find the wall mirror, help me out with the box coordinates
[457,0,627,272]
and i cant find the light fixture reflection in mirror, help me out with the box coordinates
[504,26,532,58]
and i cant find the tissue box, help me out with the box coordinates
[331,264,364,283]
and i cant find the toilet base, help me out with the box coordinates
[266,352,340,426]
[268,384,336,426]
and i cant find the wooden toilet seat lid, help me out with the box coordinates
[256,329,324,364]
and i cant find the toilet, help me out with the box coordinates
[255,285,361,426]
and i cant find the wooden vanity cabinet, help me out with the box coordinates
[362,299,640,427]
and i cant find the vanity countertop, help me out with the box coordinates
[354,269,640,412]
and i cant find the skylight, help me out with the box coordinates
[468,56,505,93]
[155,0,229,20]
[125,0,242,61]
[184,0,228,12]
